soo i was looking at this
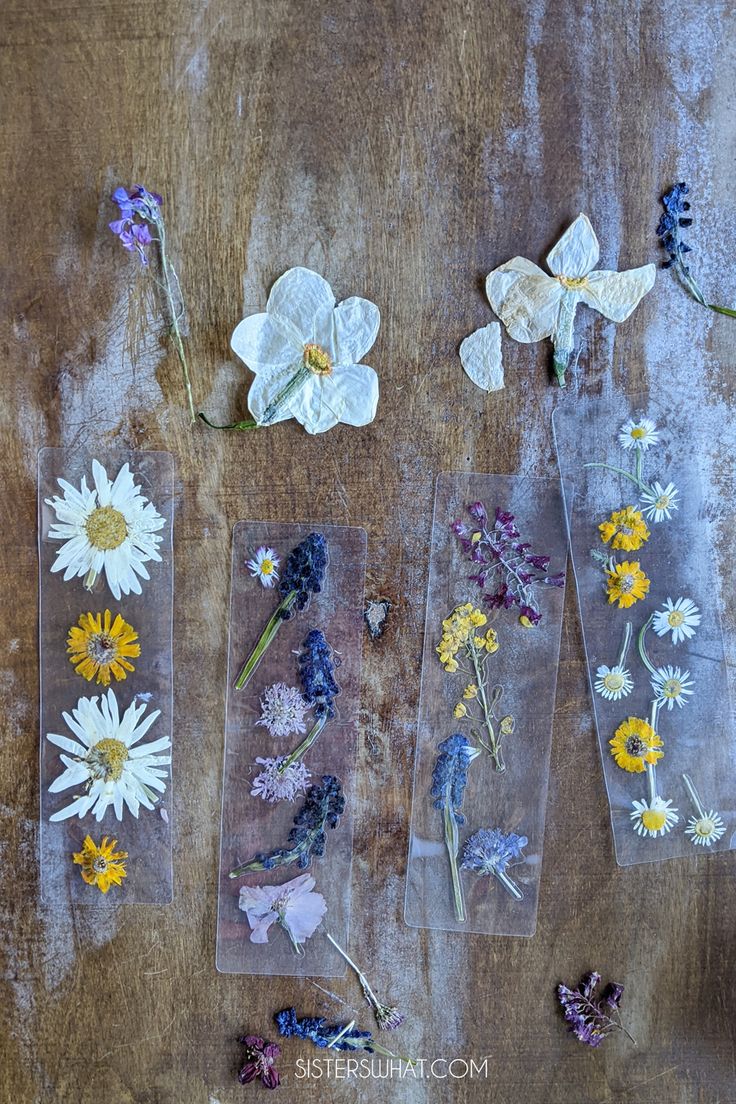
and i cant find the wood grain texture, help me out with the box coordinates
[2,1,735,1101]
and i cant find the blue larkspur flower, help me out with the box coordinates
[461,827,527,876]
[430,734,476,825]
[657,182,694,272]
[109,185,163,265]
[299,629,340,719]
[275,1008,374,1052]
[279,532,328,616]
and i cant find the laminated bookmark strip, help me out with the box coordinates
[38,448,175,904]
[405,473,568,936]
[216,522,366,976]
[553,395,735,865]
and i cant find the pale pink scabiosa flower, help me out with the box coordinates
[256,682,309,738]
[238,872,326,954]
[246,546,280,588]
[237,1035,281,1089]
[251,756,310,803]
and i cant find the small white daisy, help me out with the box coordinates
[650,665,694,710]
[685,811,726,847]
[630,795,679,838]
[652,597,701,644]
[46,460,166,600]
[246,546,280,588]
[594,664,634,701]
[47,689,170,822]
[618,417,659,452]
[250,756,311,803]
[639,481,679,523]
[256,682,309,738]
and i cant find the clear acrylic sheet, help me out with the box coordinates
[553,395,736,865]
[405,473,568,936]
[38,448,174,904]
[216,522,366,976]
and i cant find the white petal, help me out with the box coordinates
[486,256,546,315]
[316,297,380,365]
[487,267,563,343]
[578,265,656,322]
[546,213,599,277]
[459,323,503,391]
[247,362,303,425]
[91,460,113,507]
[266,267,336,345]
[290,365,378,434]
[230,312,301,374]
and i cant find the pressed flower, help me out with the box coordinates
[46,460,166,599]
[453,702,468,719]
[650,665,694,710]
[558,972,634,1047]
[639,481,679,523]
[325,933,405,1031]
[630,795,679,838]
[652,597,701,645]
[275,1008,414,1064]
[609,717,663,773]
[461,827,527,901]
[431,734,480,922]
[682,774,726,847]
[598,506,650,552]
[657,182,736,318]
[618,417,659,452]
[463,683,478,699]
[486,213,655,386]
[72,834,128,894]
[66,610,140,686]
[605,561,650,609]
[246,546,280,588]
[238,872,326,955]
[274,631,340,776]
[458,321,504,392]
[229,267,381,435]
[256,682,309,739]
[46,688,170,822]
[237,1034,281,1089]
[594,665,633,702]
[250,757,311,803]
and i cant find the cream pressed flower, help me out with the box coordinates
[231,267,380,435]
[682,774,726,847]
[650,665,694,710]
[630,795,679,838]
[639,481,679,522]
[594,664,633,701]
[46,460,166,599]
[486,213,655,386]
[652,597,701,644]
[46,689,170,822]
[618,417,659,452]
[458,322,504,392]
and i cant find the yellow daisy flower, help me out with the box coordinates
[67,610,140,686]
[609,717,663,773]
[599,506,650,552]
[72,835,128,894]
[605,561,650,609]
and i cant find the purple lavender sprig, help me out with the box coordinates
[451,502,565,626]
[557,972,635,1047]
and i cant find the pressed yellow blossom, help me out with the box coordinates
[463,683,478,700]
[605,561,650,609]
[609,717,663,773]
[499,715,515,736]
[599,506,650,552]
[67,610,141,686]
[474,628,499,653]
[454,702,468,719]
[72,835,128,894]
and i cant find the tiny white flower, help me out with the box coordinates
[246,546,280,588]
[250,756,311,803]
[231,267,380,435]
[594,664,633,701]
[618,417,659,452]
[639,481,679,522]
[630,796,678,838]
[652,597,701,644]
[685,811,726,847]
[256,683,309,738]
[651,665,694,710]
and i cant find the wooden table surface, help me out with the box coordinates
[2,2,735,1101]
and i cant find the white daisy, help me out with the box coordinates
[652,597,701,644]
[594,664,634,701]
[46,460,166,600]
[650,665,694,710]
[685,811,726,847]
[256,682,309,738]
[250,756,311,803]
[630,796,679,838]
[618,417,659,452]
[639,481,679,522]
[47,689,170,822]
[246,546,280,588]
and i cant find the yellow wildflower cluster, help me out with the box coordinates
[436,604,496,673]
[599,506,650,552]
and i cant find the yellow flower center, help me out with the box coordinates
[604,672,625,692]
[618,573,635,593]
[557,275,589,290]
[260,559,275,576]
[85,506,128,550]
[87,632,118,665]
[92,855,109,873]
[630,427,646,440]
[662,679,682,699]
[88,737,129,782]
[641,808,667,831]
[624,735,647,757]
[668,610,685,627]
[655,495,670,509]
[694,818,715,837]
[303,343,332,375]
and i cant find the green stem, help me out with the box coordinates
[584,462,649,493]
[617,621,633,668]
[707,302,736,318]
[444,796,465,923]
[492,866,523,900]
[635,446,643,485]
[551,290,578,388]
[324,932,380,1009]
[156,221,197,424]
[198,412,259,431]
[234,590,297,691]
[277,715,328,774]
[636,616,658,678]
[470,647,505,771]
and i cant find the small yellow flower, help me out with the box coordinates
[469,609,487,627]
[453,702,468,719]
[67,610,141,686]
[471,532,482,543]
[444,658,459,674]
[599,506,650,552]
[73,835,128,894]
[609,717,663,773]
[500,715,515,735]
[463,684,478,700]
[519,615,534,628]
[605,561,650,609]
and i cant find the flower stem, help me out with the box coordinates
[636,616,658,678]
[646,760,658,806]
[444,796,465,923]
[277,715,328,774]
[551,291,578,387]
[156,221,197,424]
[198,412,259,431]
[469,649,505,771]
[324,932,380,1009]
[234,590,298,691]
[83,567,98,592]
[617,621,633,668]
[583,462,649,493]
[682,773,706,819]
[492,867,523,900]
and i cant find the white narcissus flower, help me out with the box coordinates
[486,213,656,386]
[230,267,380,435]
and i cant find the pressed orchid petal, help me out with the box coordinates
[290,365,378,434]
[459,323,503,391]
[231,312,302,374]
[266,267,336,345]
[315,296,381,365]
[578,265,656,321]
[546,213,600,278]
[490,273,563,343]
[247,362,304,425]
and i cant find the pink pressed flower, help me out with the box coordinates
[250,756,311,803]
[238,873,327,954]
[237,1034,281,1089]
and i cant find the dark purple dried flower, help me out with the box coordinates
[237,1034,281,1089]
[557,973,633,1048]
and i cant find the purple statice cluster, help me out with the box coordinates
[299,629,340,720]
[237,1034,281,1089]
[451,501,565,626]
[557,972,628,1048]
[243,775,345,872]
[109,185,163,265]
[430,734,476,826]
[279,532,328,617]
[461,828,527,877]
[274,1008,374,1053]
[656,183,693,273]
